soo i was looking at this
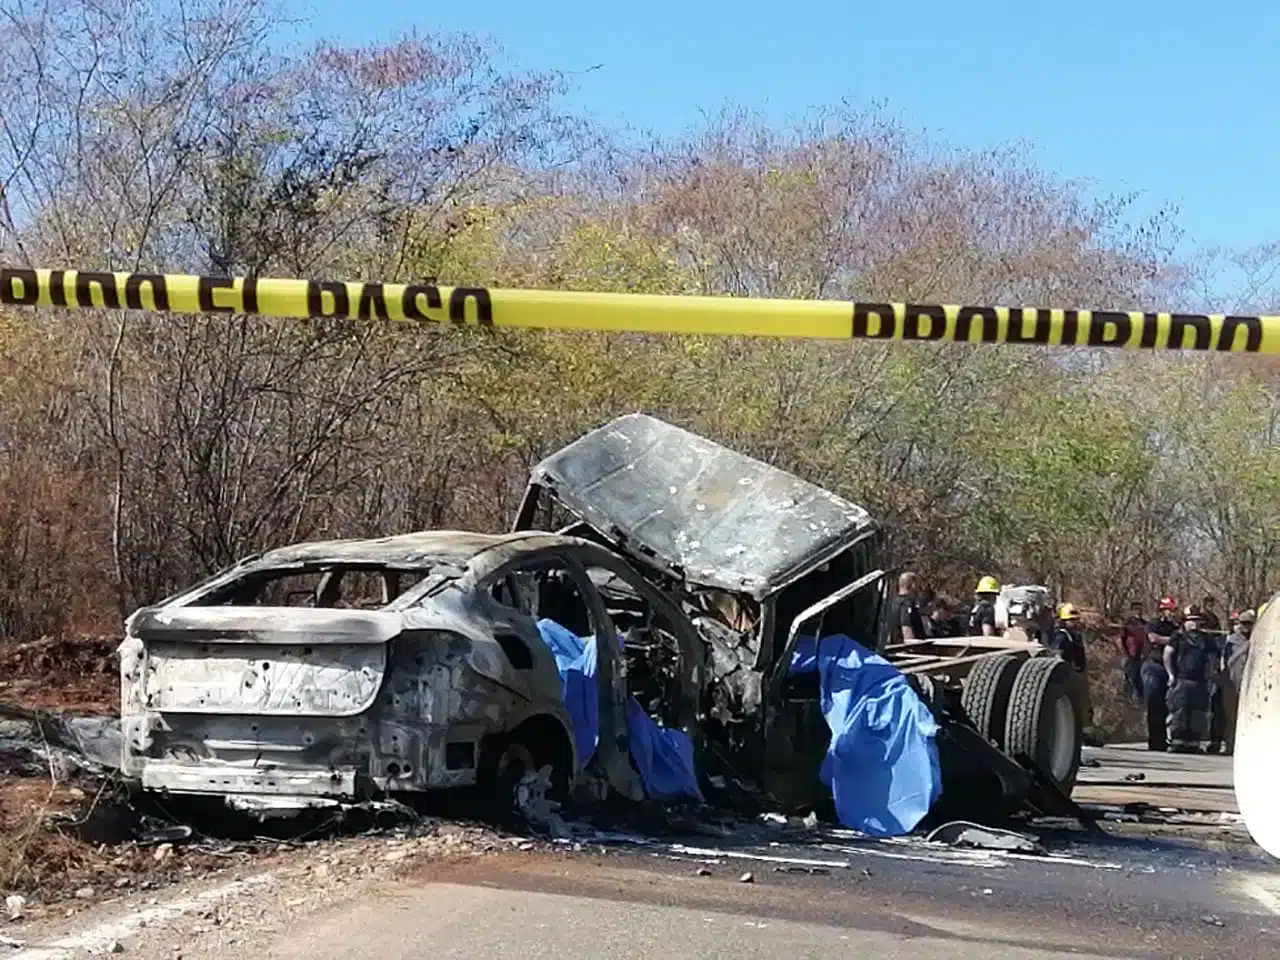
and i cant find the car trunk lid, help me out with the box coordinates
[129,607,401,718]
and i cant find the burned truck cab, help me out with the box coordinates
[513,413,890,809]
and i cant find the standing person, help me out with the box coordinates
[1118,601,1148,702]
[1199,594,1222,634]
[1050,604,1088,673]
[1207,609,1237,753]
[890,571,926,643]
[969,576,1000,637]
[1141,595,1179,752]
[1219,609,1256,756]
[1164,606,1219,754]
[925,597,957,638]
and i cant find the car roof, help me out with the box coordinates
[256,530,582,570]
[529,413,878,600]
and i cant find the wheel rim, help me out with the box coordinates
[1048,693,1077,781]
[497,743,536,783]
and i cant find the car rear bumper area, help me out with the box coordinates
[122,710,487,800]
[139,758,358,798]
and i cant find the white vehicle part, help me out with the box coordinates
[1234,590,1280,859]
[995,585,1052,633]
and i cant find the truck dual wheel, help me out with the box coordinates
[1003,656,1083,793]
[960,654,1021,748]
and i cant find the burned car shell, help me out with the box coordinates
[514,414,888,807]
[119,530,702,813]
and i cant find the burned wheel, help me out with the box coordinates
[478,721,572,827]
[960,654,1021,747]
[1002,655,1083,792]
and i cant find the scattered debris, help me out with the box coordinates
[669,844,851,871]
[924,820,1046,855]
[773,865,830,875]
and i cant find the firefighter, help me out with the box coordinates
[1052,603,1094,735]
[1050,603,1088,673]
[1199,594,1222,633]
[969,576,1000,637]
[1141,595,1179,751]
[1163,605,1220,753]
[1219,609,1256,755]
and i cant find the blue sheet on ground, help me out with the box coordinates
[535,618,703,802]
[788,634,942,837]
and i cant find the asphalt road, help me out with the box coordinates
[242,744,1280,959]
[225,829,1280,960]
[12,743,1280,959]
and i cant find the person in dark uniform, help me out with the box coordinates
[969,576,1000,636]
[890,571,926,643]
[1142,595,1179,751]
[1199,594,1222,634]
[1163,606,1221,753]
[1207,609,1235,753]
[925,597,960,638]
[1049,604,1088,673]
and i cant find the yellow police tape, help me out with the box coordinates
[1,267,1276,353]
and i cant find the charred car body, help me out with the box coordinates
[118,414,1085,827]
[119,530,703,817]
[514,414,1087,819]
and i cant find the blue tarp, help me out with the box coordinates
[788,634,942,837]
[535,618,703,802]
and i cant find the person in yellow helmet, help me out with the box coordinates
[1049,603,1087,673]
[969,576,1000,637]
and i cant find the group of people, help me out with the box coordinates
[1119,596,1263,754]
[890,572,1088,675]
[892,572,1267,755]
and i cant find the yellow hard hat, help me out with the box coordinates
[975,575,1000,594]
[1058,603,1080,621]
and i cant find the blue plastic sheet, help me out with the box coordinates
[535,618,703,802]
[789,634,942,837]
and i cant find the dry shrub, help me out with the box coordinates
[0,461,116,643]
[0,780,98,893]
[1086,632,1147,744]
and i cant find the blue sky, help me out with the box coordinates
[294,0,1278,257]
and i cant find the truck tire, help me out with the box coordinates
[960,654,1020,747]
[1003,656,1082,792]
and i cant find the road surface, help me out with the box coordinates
[9,744,1279,959]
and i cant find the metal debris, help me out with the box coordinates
[924,820,1046,855]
